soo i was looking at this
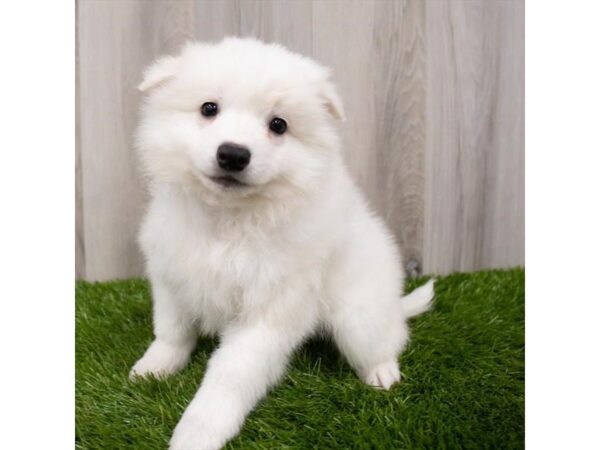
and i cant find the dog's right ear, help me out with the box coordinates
[138,55,180,92]
[320,80,346,122]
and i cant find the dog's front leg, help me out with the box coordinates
[130,280,197,379]
[169,308,313,450]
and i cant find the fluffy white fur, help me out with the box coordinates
[131,37,434,450]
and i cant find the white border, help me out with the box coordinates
[0,1,74,448]
[527,0,600,448]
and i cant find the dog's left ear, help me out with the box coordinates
[138,55,180,92]
[321,81,346,122]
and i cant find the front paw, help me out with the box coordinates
[361,360,401,390]
[169,415,226,450]
[129,340,191,380]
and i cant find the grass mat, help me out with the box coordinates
[76,268,524,449]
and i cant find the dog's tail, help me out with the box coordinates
[401,279,435,319]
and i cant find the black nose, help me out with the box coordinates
[216,143,251,172]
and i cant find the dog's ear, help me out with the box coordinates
[138,55,180,92]
[321,81,346,122]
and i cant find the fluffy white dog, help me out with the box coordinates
[131,37,434,450]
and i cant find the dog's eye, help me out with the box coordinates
[200,102,219,117]
[269,117,287,135]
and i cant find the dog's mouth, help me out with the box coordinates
[208,175,248,188]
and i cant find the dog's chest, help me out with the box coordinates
[143,206,295,312]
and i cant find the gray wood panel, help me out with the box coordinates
[313,0,426,276]
[78,0,195,280]
[423,0,525,274]
[312,0,378,199]
[76,0,524,280]
[195,0,239,41]
[372,0,426,277]
[238,0,312,55]
[75,1,85,279]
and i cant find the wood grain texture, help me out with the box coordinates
[313,0,426,275]
[423,0,525,274]
[75,0,85,279]
[371,0,426,277]
[195,0,239,41]
[312,0,377,199]
[78,0,194,280]
[238,0,312,55]
[76,0,524,280]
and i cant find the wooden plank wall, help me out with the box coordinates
[423,0,525,274]
[76,0,524,281]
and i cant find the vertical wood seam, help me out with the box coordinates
[75,0,86,279]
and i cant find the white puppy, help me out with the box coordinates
[131,37,434,450]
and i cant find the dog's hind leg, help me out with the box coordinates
[327,277,435,389]
[327,287,409,390]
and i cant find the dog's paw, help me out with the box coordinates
[361,360,401,390]
[129,340,191,380]
[169,415,225,450]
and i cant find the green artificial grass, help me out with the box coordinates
[76,268,524,449]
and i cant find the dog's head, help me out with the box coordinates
[136,37,344,207]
